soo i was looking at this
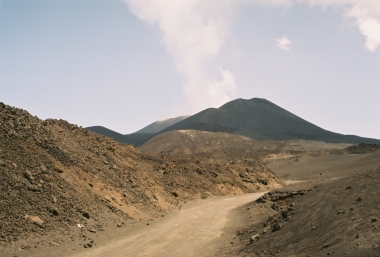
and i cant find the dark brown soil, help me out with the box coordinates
[222,150,380,257]
[1,101,379,256]
[0,102,280,251]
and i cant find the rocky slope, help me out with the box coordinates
[232,168,380,256]
[0,102,281,246]
[219,149,380,256]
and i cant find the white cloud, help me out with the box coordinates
[346,3,380,52]
[253,0,293,7]
[258,0,380,52]
[122,0,379,114]
[276,36,291,50]
[124,0,238,111]
[299,0,380,52]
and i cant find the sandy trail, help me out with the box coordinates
[69,192,264,257]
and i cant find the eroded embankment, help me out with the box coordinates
[0,102,281,250]
[222,150,380,257]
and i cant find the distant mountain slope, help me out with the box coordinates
[138,130,253,155]
[86,98,380,146]
[138,130,355,156]
[86,126,126,142]
[134,115,190,134]
[86,126,155,147]
[86,116,190,147]
[160,98,380,144]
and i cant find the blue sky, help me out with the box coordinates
[1,0,379,139]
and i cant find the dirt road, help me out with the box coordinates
[69,192,265,257]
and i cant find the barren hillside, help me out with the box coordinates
[139,130,355,157]
[159,98,380,144]
[220,150,380,256]
[87,98,380,147]
[0,102,281,249]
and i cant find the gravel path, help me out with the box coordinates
[70,192,265,257]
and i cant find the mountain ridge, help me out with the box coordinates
[85,126,156,146]
[86,98,380,146]
[133,115,190,134]
[159,98,380,144]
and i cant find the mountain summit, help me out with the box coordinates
[160,98,379,144]
[87,98,380,146]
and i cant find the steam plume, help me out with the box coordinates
[123,0,379,113]
[124,0,237,112]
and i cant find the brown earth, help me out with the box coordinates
[138,130,354,157]
[0,102,281,255]
[140,130,380,163]
[1,101,380,256]
[67,193,266,257]
[222,150,380,257]
[20,149,377,257]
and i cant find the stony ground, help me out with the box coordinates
[221,149,380,257]
[0,102,281,253]
[1,101,379,256]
